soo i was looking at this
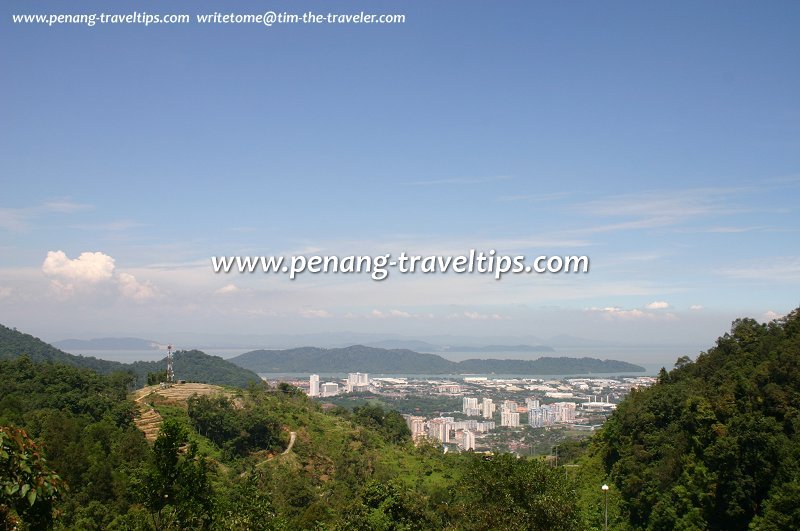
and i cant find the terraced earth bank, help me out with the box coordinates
[131,383,233,441]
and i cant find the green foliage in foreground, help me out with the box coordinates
[1,426,66,529]
[132,420,214,529]
[0,354,588,529]
[598,308,800,530]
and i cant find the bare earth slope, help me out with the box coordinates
[131,383,232,441]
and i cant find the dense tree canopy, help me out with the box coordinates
[599,309,800,530]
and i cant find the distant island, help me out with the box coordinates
[445,344,555,353]
[228,345,645,374]
[54,337,162,351]
[362,339,554,353]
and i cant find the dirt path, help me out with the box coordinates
[282,432,297,454]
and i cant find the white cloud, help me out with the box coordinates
[0,200,91,231]
[0,286,11,299]
[71,219,144,231]
[586,307,649,320]
[762,310,784,323]
[118,273,159,302]
[41,250,160,302]
[586,306,677,321]
[403,175,511,186]
[0,208,29,231]
[497,192,573,203]
[368,309,434,319]
[690,304,704,311]
[572,187,752,235]
[460,311,508,321]
[722,257,800,282]
[645,301,670,310]
[42,251,115,283]
[300,309,331,318]
[214,283,240,295]
[40,199,90,213]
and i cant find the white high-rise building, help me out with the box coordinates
[482,398,495,419]
[529,405,556,427]
[403,415,427,441]
[309,374,320,397]
[428,418,450,443]
[461,430,476,451]
[321,382,339,397]
[347,372,370,392]
[525,397,540,410]
[462,397,481,416]
[529,408,544,428]
[552,402,577,423]
[501,410,520,427]
[476,421,495,432]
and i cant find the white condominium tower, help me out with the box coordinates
[309,374,320,397]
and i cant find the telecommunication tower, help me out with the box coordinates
[166,344,174,384]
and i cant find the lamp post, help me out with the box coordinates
[601,484,609,531]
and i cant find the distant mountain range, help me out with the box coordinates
[54,337,162,351]
[0,324,260,388]
[51,333,627,353]
[228,345,645,374]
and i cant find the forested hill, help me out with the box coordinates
[229,344,645,374]
[231,345,455,373]
[0,323,126,373]
[0,324,260,388]
[598,308,800,530]
[128,350,260,388]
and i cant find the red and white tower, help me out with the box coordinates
[166,344,174,383]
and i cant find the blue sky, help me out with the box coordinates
[1,1,799,363]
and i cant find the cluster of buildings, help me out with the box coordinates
[399,395,582,451]
[460,396,577,428]
[299,371,658,452]
[404,415,492,450]
[308,372,371,397]
[460,396,576,428]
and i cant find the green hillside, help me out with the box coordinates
[230,345,456,373]
[129,350,260,388]
[0,323,126,373]
[230,344,645,374]
[0,356,585,529]
[0,324,260,388]
[594,308,800,530]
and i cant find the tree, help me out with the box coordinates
[132,420,213,530]
[352,404,412,444]
[451,453,584,530]
[0,425,66,529]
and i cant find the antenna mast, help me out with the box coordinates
[166,344,174,384]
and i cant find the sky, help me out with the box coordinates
[1,1,799,364]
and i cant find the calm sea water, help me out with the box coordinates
[59,348,252,363]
